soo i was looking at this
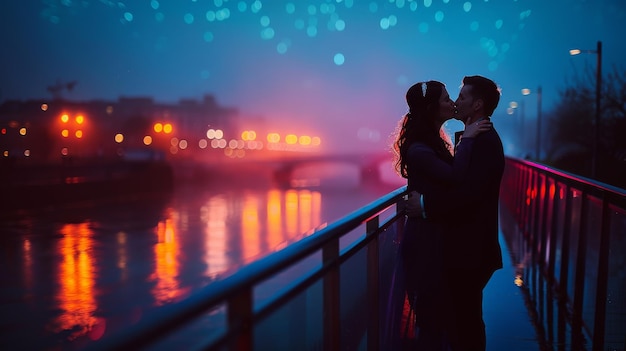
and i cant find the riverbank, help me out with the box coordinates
[0,158,174,214]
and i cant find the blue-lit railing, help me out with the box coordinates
[85,186,409,351]
[500,157,626,351]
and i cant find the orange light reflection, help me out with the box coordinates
[150,217,184,306]
[116,232,129,281]
[22,239,34,290]
[242,194,261,263]
[299,190,312,235]
[266,190,284,251]
[53,223,98,340]
[285,190,299,237]
[311,191,322,231]
[198,189,323,279]
[202,195,229,276]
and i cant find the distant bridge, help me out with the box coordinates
[266,152,395,186]
[178,151,397,186]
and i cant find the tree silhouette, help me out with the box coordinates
[547,67,626,188]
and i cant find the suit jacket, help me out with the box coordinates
[454,131,464,147]
[422,124,505,276]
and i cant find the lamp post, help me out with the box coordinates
[519,99,526,155]
[536,86,542,161]
[520,87,541,160]
[520,88,530,157]
[570,40,602,178]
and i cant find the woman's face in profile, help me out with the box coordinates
[437,88,457,121]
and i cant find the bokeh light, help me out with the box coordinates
[3,0,625,158]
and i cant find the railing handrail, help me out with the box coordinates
[84,156,626,351]
[86,185,409,351]
[508,157,626,203]
[501,156,626,351]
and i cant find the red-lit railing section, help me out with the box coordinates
[500,157,626,351]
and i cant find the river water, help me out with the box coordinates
[0,162,402,350]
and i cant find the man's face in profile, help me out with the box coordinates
[454,85,473,124]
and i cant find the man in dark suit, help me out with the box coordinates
[407,75,505,351]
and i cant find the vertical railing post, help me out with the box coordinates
[323,238,340,351]
[592,196,611,351]
[546,179,558,282]
[538,174,548,323]
[572,192,589,348]
[228,288,254,351]
[518,165,526,230]
[520,166,530,232]
[366,215,380,351]
[530,170,540,303]
[557,184,573,348]
[531,171,541,256]
[539,174,552,273]
[545,179,557,344]
[515,163,524,220]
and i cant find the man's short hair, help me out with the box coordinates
[463,75,501,117]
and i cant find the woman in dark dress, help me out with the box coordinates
[392,81,491,350]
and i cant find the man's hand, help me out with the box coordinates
[405,190,423,218]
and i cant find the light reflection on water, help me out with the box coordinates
[151,217,185,306]
[0,163,401,350]
[53,223,98,341]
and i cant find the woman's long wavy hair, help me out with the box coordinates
[393,80,453,178]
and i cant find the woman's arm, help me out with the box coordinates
[404,121,492,218]
[406,136,474,185]
[421,131,505,221]
[406,120,490,183]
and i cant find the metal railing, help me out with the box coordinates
[85,156,626,351]
[500,157,626,351]
[86,186,409,351]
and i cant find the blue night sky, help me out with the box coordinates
[1,0,625,154]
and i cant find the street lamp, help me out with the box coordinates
[570,40,602,178]
[519,87,541,160]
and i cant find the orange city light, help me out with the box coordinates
[267,133,280,143]
[285,134,298,144]
[241,130,257,141]
[299,135,312,146]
